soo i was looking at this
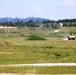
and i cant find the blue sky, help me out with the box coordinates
[0,0,76,20]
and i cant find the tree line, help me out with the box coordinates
[0,18,76,29]
[58,19,76,27]
[0,19,60,29]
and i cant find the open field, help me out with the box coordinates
[0,27,76,74]
[0,37,76,64]
[0,35,76,64]
[0,66,76,74]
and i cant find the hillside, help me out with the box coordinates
[0,17,49,22]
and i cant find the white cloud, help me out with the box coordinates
[63,0,75,7]
[34,6,43,11]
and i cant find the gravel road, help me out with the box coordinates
[0,63,76,67]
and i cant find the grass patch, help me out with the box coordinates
[0,27,76,64]
[26,35,46,40]
[0,66,76,74]
[0,38,76,64]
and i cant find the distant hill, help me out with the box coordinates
[0,17,48,22]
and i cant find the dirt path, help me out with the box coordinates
[0,63,76,75]
[0,63,76,67]
[0,74,49,75]
[0,73,76,75]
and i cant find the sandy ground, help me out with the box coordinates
[0,26,17,29]
[54,30,60,32]
[63,38,68,40]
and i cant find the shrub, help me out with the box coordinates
[26,35,46,40]
[53,52,61,57]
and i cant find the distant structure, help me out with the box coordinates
[67,33,75,40]
[5,29,10,33]
[59,23,63,27]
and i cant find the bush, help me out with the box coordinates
[54,52,61,57]
[26,35,46,40]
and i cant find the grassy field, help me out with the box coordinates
[0,66,76,74]
[0,36,76,64]
[0,27,76,73]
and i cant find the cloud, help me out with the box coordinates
[34,6,43,11]
[63,0,75,7]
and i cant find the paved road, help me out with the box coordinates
[0,63,76,67]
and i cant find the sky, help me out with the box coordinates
[0,0,76,20]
